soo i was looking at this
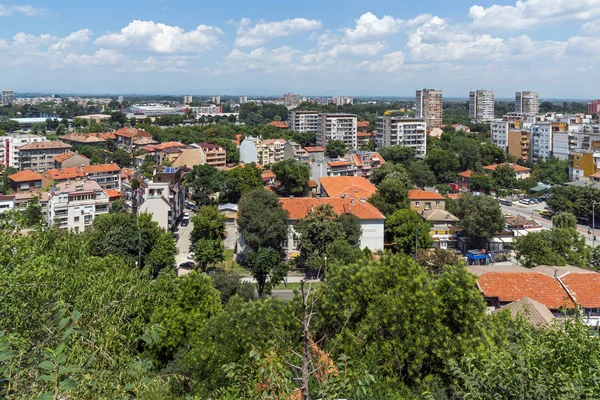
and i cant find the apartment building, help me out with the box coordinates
[284,93,301,107]
[469,90,495,122]
[238,136,287,165]
[82,164,122,190]
[18,141,72,172]
[8,170,43,193]
[54,152,90,169]
[416,89,443,129]
[588,100,600,115]
[515,91,539,114]
[47,180,110,232]
[530,124,553,162]
[135,166,186,231]
[0,133,46,168]
[569,151,600,181]
[347,151,385,179]
[289,110,320,132]
[317,113,358,150]
[376,116,427,157]
[183,95,193,105]
[113,127,156,151]
[283,141,310,164]
[1,90,14,105]
[195,142,227,170]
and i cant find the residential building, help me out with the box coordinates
[416,89,443,129]
[469,90,495,122]
[408,190,446,213]
[304,146,325,161]
[284,93,301,107]
[239,136,259,164]
[279,197,385,256]
[183,95,193,105]
[420,209,459,249]
[0,194,15,213]
[239,96,248,104]
[289,110,319,132]
[588,100,600,115]
[59,132,114,147]
[457,170,476,189]
[317,113,357,150]
[218,203,239,225]
[42,167,86,187]
[319,176,377,200]
[1,90,14,105]
[267,121,289,129]
[552,131,571,160]
[561,273,600,327]
[347,151,385,179]
[515,91,539,114]
[283,141,310,164]
[530,123,553,162]
[376,116,427,157]
[490,115,523,152]
[8,170,43,193]
[172,148,206,169]
[195,142,227,170]
[18,141,72,172]
[324,160,358,177]
[482,163,532,179]
[196,105,223,114]
[507,130,531,161]
[0,133,46,168]
[77,114,111,124]
[212,96,221,104]
[113,127,156,151]
[47,180,110,232]
[569,151,600,180]
[238,136,286,166]
[136,166,186,231]
[81,164,122,190]
[358,121,372,133]
[492,297,555,328]
[54,152,90,169]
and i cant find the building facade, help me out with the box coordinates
[376,116,427,157]
[18,141,72,172]
[515,91,539,114]
[47,180,110,232]
[81,164,122,190]
[588,100,600,115]
[289,110,320,132]
[1,90,14,105]
[195,142,227,170]
[284,93,301,107]
[0,134,46,168]
[416,89,443,129]
[317,113,358,150]
[469,90,495,122]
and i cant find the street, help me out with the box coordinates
[175,218,194,276]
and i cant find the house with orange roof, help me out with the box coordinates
[304,146,325,161]
[357,121,370,133]
[54,152,90,169]
[18,141,72,172]
[82,163,122,190]
[348,151,385,178]
[319,176,377,200]
[103,189,122,202]
[560,273,600,326]
[357,131,376,148]
[457,169,478,189]
[42,167,86,187]
[278,197,385,256]
[482,163,531,180]
[325,160,357,177]
[113,127,156,151]
[8,170,43,192]
[267,121,289,129]
[408,189,446,212]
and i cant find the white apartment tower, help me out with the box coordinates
[317,113,358,150]
[515,91,539,114]
[1,90,14,105]
[183,95,193,105]
[469,90,495,122]
[289,110,320,132]
[47,180,110,232]
[530,123,553,162]
[416,89,443,129]
[376,117,427,157]
[284,93,301,107]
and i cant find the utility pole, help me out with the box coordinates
[594,201,597,248]
[415,223,418,255]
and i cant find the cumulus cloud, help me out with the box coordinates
[357,51,405,72]
[235,17,322,47]
[342,12,431,43]
[469,0,600,30]
[328,42,387,57]
[95,20,223,54]
[0,4,45,16]
[49,29,92,52]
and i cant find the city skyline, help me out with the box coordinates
[0,0,599,97]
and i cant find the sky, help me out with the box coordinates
[0,0,599,98]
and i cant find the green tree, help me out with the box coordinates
[23,196,44,227]
[368,176,411,216]
[469,174,494,193]
[145,231,177,274]
[407,160,436,188]
[385,209,433,254]
[416,248,463,274]
[238,189,289,252]
[272,159,310,196]
[514,227,589,268]
[325,139,347,158]
[552,211,577,229]
[491,164,518,189]
[108,149,132,167]
[369,162,410,186]
[533,156,569,184]
[379,145,416,165]
[191,205,226,243]
[109,198,125,213]
[195,238,225,270]
[453,192,505,249]
[336,213,361,246]
[210,271,256,304]
[246,247,287,297]
[426,147,460,183]
[185,164,224,206]
[221,163,263,204]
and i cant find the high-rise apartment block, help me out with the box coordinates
[376,117,427,157]
[589,100,600,115]
[183,95,193,105]
[416,89,443,129]
[289,110,320,132]
[211,96,221,104]
[1,90,14,105]
[515,91,539,114]
[239,96,248,104]
[284,93,301,107]
[317,113,358,150]
[469,90,495,122]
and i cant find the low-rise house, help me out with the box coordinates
[0,194,15,213]
[47,180,109,232]
[457,170,475,189]
[18,141,72,172]
[482,163,531,180]
[357,131,377,148]
[103,189,122,203]
[283,141,310,164]
[172,148,205,169]
[492,297,555,328]
[325,160,358,177]
[267,121,288,129]
[408,189,446,212]
[42,167,86,187]
[195,142,227,170]
[304,146,325,161]
[348,151,385,179]
[59,133,108,147]
[54,152,90,169]
[81,164,121,190]
[420,209,459,249]
[561,273,600,328]
[113,127,156,151]
[8,170,43,193]
[319,176,377,200]
[278,197,385,257]
[218,203,239,225]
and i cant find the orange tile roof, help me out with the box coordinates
[458,170,475,178]
[18,141,72,150]
[477,272,575,309]
[561,273,600,308]
[82,164,121,174]
[483,163,531,173]
[267,121,289,129]
[446,193,461,200]
[307,179,318,188]
[304,146,325,153]
[61,133,106,144]
[280,197,385,220]
[261,171,276,180]
[103,189,122,200]
[408,189,445,201]
[357,121,370,128]
[590,172,600,179]
[319,176,377,199]
[143,141,184,152]
[357,131,375,138]
[53,152,89,163]
[9,170,43,182]
[113,127,152,138]
[45,167,85,181]
[121,168,135,179]
[326,161,353,167]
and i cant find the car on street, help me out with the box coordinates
[187,252,195,260]
[179,261,195,270]
[181,213,190,227]
[173,233,179,241]
[539,210,553,217]
[499,199,513,206]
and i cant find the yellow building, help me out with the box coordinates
[408,190,446,212]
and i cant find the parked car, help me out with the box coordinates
[187,252,195,260]
[181,213,190,227]
[173,233,179,241]
[499,199,513,206]
[539,210,553,217]
[179,261,195,270]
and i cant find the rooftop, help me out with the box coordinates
[493,297,555,328]
[319,176,377,199]
[304,146,325,153]
[267,121,289,129]
[103,189,122,199]
[280,197,385,220]
[53,152,89,163]
[408,189,445,201]
[561,273,600,308]
[45,167,85,181]
[421,209,459,222]
[458,169,476,178]
[9,170,43,182]
[53,180,103,195]
[483,163,531,173]
[18,141,72,150]
[60,133,106,144]
[82,164,121,174]
[326,161,353,168]
[113,127,152,138]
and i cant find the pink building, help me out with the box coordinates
[589,100,600,115]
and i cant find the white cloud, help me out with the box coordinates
[342,12,431,43]
[469,0,600,30]
[357,51,405,72]
[0,4,45,16]
[95,20,223,54]
[564,35,600,57]
[581,21,600,36]
[235,17,322,47]
[328,42,386,57]
[49,29,92,52]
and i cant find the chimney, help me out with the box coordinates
[359,198,366,204]
[351,198,355,205]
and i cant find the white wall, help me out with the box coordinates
[360,220,384,252]
[139,198,170,231]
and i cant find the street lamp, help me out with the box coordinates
[323,256,328,281]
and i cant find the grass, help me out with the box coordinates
[271,281,322,291]
[222,249,247,273]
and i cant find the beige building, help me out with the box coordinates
[77,114,111,124]
[196,142,227,170]
[416,89,443,129]
[54,152,90,169]
[408,189,446,213]
[47,180,110,232]
[18,141,72,172]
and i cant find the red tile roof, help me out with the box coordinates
[18,141,72,150]
[319,176,377,199]
[307,179,318,188]
[357,131,376,138]
[9,170,43,183]
[103,189,122,200]
[408,189,445,201]
[45,167,85,181]
[268,121,289,129]
[113,127,152,138]
[261,171,276,181]
[561,273,600,308]
[142,141,184,152]
[280,197,385,220]
[82,164,121,174]
[53,152,89,163]
[326,161,353,167]
[357,121,370,128]
[304,146,325,153]
[120,168,135,179]
[477,272,575,309]
[458,170,475,178]
[483,163,531,173]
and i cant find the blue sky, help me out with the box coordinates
[0,0,599,98]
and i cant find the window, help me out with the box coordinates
[436,200,441,207]
[74,216,80,222]
[415,201,420,207]
[424,202,431,210]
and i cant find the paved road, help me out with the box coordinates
[175,219,194,275]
